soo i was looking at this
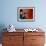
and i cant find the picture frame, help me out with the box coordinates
[17,7,35,22]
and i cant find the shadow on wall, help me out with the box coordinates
[0,24,7,43]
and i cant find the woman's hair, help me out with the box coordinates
[20,9,23,12]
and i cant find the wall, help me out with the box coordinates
[0,0,46,43]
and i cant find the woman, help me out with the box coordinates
[20,9,26,19]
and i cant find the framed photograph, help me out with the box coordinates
[17,7,35,22]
